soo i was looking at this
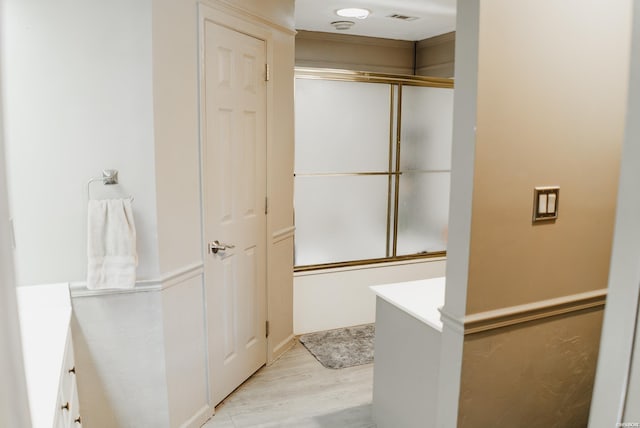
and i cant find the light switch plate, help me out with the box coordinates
[533,186,559,222]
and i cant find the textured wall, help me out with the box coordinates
[459,309,604,427]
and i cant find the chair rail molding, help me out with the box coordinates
[439,288,608,335]
[69,261,204,298]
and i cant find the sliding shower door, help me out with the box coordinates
[396,85,453,256]
[294,78,391,266]
[294,69,454,269]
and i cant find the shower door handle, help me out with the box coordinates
[208,240,235,254]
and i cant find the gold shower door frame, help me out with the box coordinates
[294,68,454,272]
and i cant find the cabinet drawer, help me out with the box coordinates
[56,384,72,428]
[57,328,81,428]
[69,382,82,427]
[60,331,76,402]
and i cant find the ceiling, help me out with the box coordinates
[294,0,456,41]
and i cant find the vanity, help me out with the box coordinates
[370,277,445,428]
[17,283,82,428]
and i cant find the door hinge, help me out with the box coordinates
[265,63,270,81]
[265,321,270,338]
[265,196,268,215]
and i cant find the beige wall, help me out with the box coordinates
[295,30,415,74]
[295,30,456,77]
[416,32,455,78]
[454,1,632,426]
[467,0,630,314]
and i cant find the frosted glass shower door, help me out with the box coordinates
[396,85,454,256]
[295,79,391,173]
[294,175,389,266]
[294,73,454,267]
[294,78,391,266]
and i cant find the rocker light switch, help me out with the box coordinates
[533,186,559,222]
[537,194,548,214]
[547,193,557,212]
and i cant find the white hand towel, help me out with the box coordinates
[87,198,138,290]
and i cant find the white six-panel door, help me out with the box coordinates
[202,19,267,407]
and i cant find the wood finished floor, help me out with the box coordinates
[202,341,376,428]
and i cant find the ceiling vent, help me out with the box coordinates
[387,13,419,21]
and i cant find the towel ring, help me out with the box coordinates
[87,169,133,201]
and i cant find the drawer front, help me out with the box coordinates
[60,331,76,404]
[56,384,71,428]
[69,382,82,427]
[54,394,66,428]
[57,328,81,428]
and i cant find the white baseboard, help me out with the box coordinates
[181,404,212,428]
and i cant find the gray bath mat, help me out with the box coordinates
[299,324,375,369]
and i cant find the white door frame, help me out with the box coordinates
[588,2,640,423]
[197,0,274,407]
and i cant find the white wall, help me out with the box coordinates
[294,258,446,334]
[1,0,159,285]
[72,293,170,427]
[0,10,31,420]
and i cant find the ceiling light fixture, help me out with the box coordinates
[331,20,355,30]
[336,8,371,20]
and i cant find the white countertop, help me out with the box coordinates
[16,283,72,428]
[370,277,446,332]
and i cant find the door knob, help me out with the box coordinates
[209,240,235,254]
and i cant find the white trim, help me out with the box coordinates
[69,279,161,298]
[270,334,296,364]
[69,262,204,297]
[438,306,465,335]
[371,278,446,332]
[198,0,296,36]
[159,262,204,290]
[436,1,481,425]
[589,2,640,423]
[272,225,295,243]
[180,404,212,428]
[439,288,608,336]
